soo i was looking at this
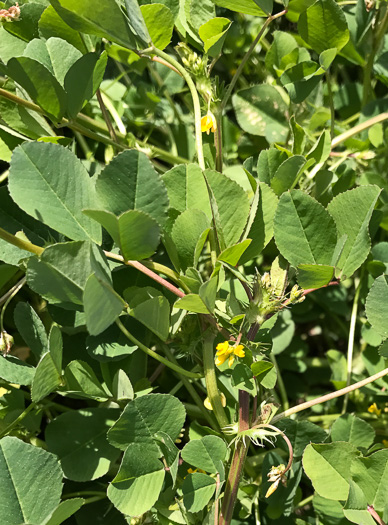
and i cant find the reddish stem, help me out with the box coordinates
[368,506,386,525]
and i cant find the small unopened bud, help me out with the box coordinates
[0,331,14,355]
[290,284,305,303]
[265,464,287,498]
[261,272,271,289]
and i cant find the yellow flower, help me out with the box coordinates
[368,403,381,416]
[204,394,226,410]
[187,467,206,474]
[382,439,388,448]
[215,341,245,367]
[201,112,217,134]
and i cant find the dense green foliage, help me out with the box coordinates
[0,0,387,524]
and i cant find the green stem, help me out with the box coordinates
[331,112,388,148]
[326,71,335,140]
[0,170,9,183]
[297,495,314,508]
[63,491,107,499]
[96,88,119,146]
[219,390,250,525]
[162,344,218,430]
[0,87,189,166]
[270,354,289,411]
[202,331,229,429]
[342,275,362,414]
[0,402,36,439]
[146,47,205,170]
[0,277,26,334]
[362,4,388,106]
[0,226,43,256]
[272,367,388,423]
[219,441,248,525]
[214,111,223,173]
[220,10,287,113]
[116,318,203,379]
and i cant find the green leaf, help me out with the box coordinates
[205,169,250,248]
[162,163,211,216]
[64,360,110,400]
[297,264,334,288]
[252,0,273,15]
[240,182,278,264]
[182,473,217,512]
[257,148,288,185]
[330,414,375,449]
[108,443,164,516]
[0,436,63,525]
[182,435,226,474]
[171,209,210,271]
[0,186,56,265]
[343,481,376,525]
[154,431,179,487]
[107,393,186,452]
[313,494,350,525]
[124,0,151,46]
[175,294,209,314]
[96,149,169,227]
[14,302,48,360]
[212,0,267,16]
[274,190,338,267]
[45,408,120,482]
[231,363,257,395]
[50,0,137,49]
[22,37,82,85]
[265,31,298,75]
[140,4,174,50]
[307,130,331,165]
[84,209,160,261]
[124,286,170,341]
[3,2,45,42]
[218,240,252,266]
[277,419,327,458]
[290,116,306,155]
[6,56,67,120]
[31,352,62,402]
[327,186,381,278]
[232,85,289,143]
[280,61,324,104]
[365,275,388,339]
[298,0,350,54]
[9,142,101,243]
[350,449,388,512]
[0,356,35,386]
[270,155,306,196]
[302,442,360,501]
[38,5,89,53]
[44,498,85,525]
[86,322,137,362]
[64,51,107,119]
[112,370,134,402]
[83,274,125,336]
[48,324,63,374]
[199,17,231,56]
[250,360,274,383]
[26,241,110,307]
[0,27,27,63]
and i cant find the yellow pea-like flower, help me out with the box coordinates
[215,341,245,368]
[201,112,217,134]
[368,403,381,416]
